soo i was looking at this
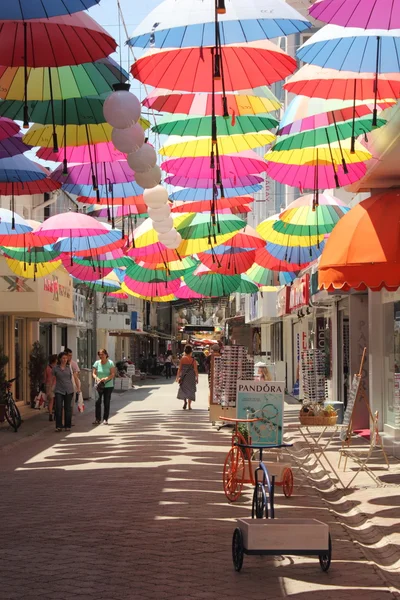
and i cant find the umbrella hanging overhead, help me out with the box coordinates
[175,213,246,240]
[64,181,144,199]
[170,185,261,201]
[6,258,62,279]
[123,276,181,298]
[51,161,136,186]
[0,208,32,238]
[0,118,20,141]
[126,262,190,282]
[265,141,372,166]
[235,275,259,294]
[265,161,367,190]
[0,155,47,182]
[0,1,102,20]
[153,114,278,137]
[131,41,297,92]
[0,178,61,195]
[309,0,400,30]
[87,204,148,219]
[254,246,308,272]
[143,87,281,116]
[0,59,128,102]
[175,281,206,299]
[79,193,144,207]
[246,263,297,285]
[162,152,267,178]
[171,196,253,213]
[256,214,325,247]
[35,212,108,238]
[183,265,241,297]
[222,225,265,249]
[165,174,263,188]
[37,141,125,164]
[0,134,32,159]
[129,0,310,48]
[2,246,60,263]
[273,193,350,236]
[62,259,113,282]
[70,251,131,269]
[160,132,275,157]
[198,246,256,275]
[297,25,400,73]
[73,277,122,293]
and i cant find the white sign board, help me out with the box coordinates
[236,380,285,446]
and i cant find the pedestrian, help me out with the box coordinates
[165,350,173,380]
[176,344,198,410]
[65,348,81,417]
[92,349,116,425]
[53,352,74,432]
[45,354,57,421]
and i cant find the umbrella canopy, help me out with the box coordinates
[171,196,253,213]
[175,281,206,299]
[274,193,350,236]
[37,141,125,163]
[6,258,61,279]
[153,114,278,137]
[123,276,181,298]
[176,213,246,239]
[319,190,400,291]
[266,161,367,190]
[0,178,61,195]
[162,151,267,178]
[255,246,308,272]
[183,266,241,297]
[0,155,47,182]
[0,1,102,19]
[265,141,372,166]
[309,0,400,31]
[223,225,265,249]
[126,262,191,281]
[256,214,325,247]
[2,246,60,263]
[198,246,256,275]
[0,208,32,237]
[143,87,281,116]
[235,275,259,294]
[122,287,177,302]
[0,59,128,102]
[64,181,144,198]
[170,185,261,201]
[246,263,297,285]
[53,230,125,255]
[51,161,136,186]
[0,118,19,140]
[0,134,32,159]
[284,64,400,100]
[129,0,310,47]
[297,25,400,73]
[268,240,325,264]
[79,193,144,207]
[35,213,108,238]
[160,132,275,157]
[87,204,147,218]
[131,41,297,92]
[62,260,113,282]
[126,242,188,263]
[73,277,122,293]
[165,174,263,188]
[70,251,130,269]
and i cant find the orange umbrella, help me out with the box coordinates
[319,190,400,292]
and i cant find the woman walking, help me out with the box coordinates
[53,352,74,432]
[92,349,116,425]
[176,345,198,410]
[45,354,57,421]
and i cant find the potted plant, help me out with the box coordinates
[28,341,47,408]
[0,346,9,422]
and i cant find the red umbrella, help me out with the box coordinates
[0,178,61,195]
[77,194,144,206]
[131,41,296,92]
[199,247,256,275]
[255,247,309,272]
[222,226,266,249]
[171,196,253,213]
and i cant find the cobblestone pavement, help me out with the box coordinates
[0,376,399,600]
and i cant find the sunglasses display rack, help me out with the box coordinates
[219,346,255,408]
[301,349,326,404]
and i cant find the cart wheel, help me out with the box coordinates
[282,468,294,498]
[232,528,244,572]
[252,482,267,519]
[223,447,245,502]
[319,534,332,572]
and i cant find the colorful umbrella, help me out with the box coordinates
[62,260,113,282]
[256,215,325,247]
[129,0,310,47]
[70,251,130,269]
[123,276,181,298]
[273,193,350,236]
[175,213,246,240]
[131,41,297,92]
[125,242,188,263]
[0,13,116,68]
[165,174,263,188]
[170,185,261,201]
[266,240,326,264]
[0,59,128,102]
[265,161,367,190]
[79,193,144,207]
[309,0,400,30]
[5,258,62,279]
[198,246,256,275]
[235,275,259,294]
[126,262,190,282]
[254,247,308,272]
[23,123,115,147]
[136,256,198,274]
[160,132,275,157]
[87,205,147,219]
[0,1,102,19]
[297,25,400,73]
[35,212,108,238]
[51,161,136,186]
[0,155,47,182]
[0,118,20,140]
[162,151,267,178]
[175,281,206,299]
[0,178,61,195]
[143,87,281,116]
[183,265,241,297]
[37,141,125,164]
[265,141,372,166]
[246,263,297,285]
[0,134,32,159]
[153,114,278,137]
[2,246,60,263]
[171,196,253,213]
[284,64,400,100]
[0,208,32,239]
[73,277,122,293]
[64,181,144,199]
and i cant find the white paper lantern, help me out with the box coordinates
[135,165,162,189]
[103,87,141,129]
[148,205,171,222]
[127,144,157,173]
[143,185,169,209]
[158,228,179,244]
[152,216,174,234]
[112,123,144,154]
[163,231,182,249]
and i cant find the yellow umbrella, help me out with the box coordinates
[265,140,371,165]
[159,132,275,158]
[6,258,62,279]
[23,120,149,148]
[256,215,325,247]
[121,284,176,302]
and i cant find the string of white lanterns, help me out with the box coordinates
[103,83,181,250]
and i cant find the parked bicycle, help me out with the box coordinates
[2,378,22,432]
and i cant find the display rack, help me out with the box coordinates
[301,349,326,404]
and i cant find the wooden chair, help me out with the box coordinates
[339,411,390,488]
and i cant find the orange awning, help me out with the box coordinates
[319,190,400,292]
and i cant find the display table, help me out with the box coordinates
[285,423,346,489]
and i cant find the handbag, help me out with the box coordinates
[95,380,105,393]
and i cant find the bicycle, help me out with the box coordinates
[2,378,22,432]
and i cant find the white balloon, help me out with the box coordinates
[158,228,179,244]
[163,231,182,249]
[135,165,162,189]
[148,205,171,222]
[127,144,157,173]
[112,123,144,154]
[103,90,141,129]
[152,217,174,234]
[143,185,169,209]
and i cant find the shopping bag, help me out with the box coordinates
[77,392,85,413]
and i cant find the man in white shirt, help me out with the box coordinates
[66,348,81,413]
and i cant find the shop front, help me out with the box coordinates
[289,274,311,399]
[0,259,74,403]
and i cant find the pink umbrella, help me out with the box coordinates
[265,161,367,190]
[309,0,400,29]
[34,212,108,237]
[0,118,20,141]
[123,276,181,298]
[61,258,113,281]
[175,282,206,299]
[37,141,125,164]
[87,204,147,218]
[51,160,135,186]
[161,151,267,178]
[165,174,263,188]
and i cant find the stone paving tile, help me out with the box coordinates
[0,377,399,600]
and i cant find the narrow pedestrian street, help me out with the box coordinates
[1,376,399,600]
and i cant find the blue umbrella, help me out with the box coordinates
[62,181,144,198]
[297,25,400,73]
[170,185,262,201]
[53,229,123,254]
[128,0,311,48]
[0,208,31,235]
[267,240,326,264]
[0,1,102,19]
[0,155,47,183]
